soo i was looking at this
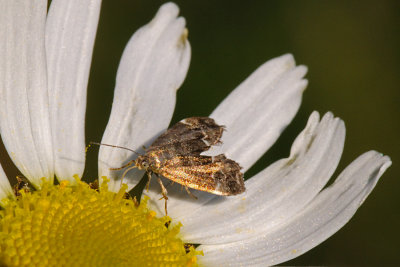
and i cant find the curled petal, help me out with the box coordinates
[99,3,191,192]
[210,54,308,171]
[199,151,391,266]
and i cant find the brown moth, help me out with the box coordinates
[94,117,245,214]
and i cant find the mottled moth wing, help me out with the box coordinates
[158,154,245,195]
[139,116,245,200]
[147,117,224,156]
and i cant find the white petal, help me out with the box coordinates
[0,163,14,204]
[145,54,308,216]
[179,112,345,243]
[210,54,308,171]
[199,151,391,266]
[0,0,54,186]
[46,0,101,182]
[99,3,190,192]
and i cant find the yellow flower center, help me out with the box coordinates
[0,177,202,266]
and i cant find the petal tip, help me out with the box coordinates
[159,2,180,17]
[281,53,295,62]
[379,154,392,173]
[298,65,308,76]
[310,111,321,121]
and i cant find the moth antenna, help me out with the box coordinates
[109,160,136,171]
[87,141,141,156]
[87,142,141,187]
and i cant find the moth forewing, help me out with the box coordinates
[157,154,245,196]
[148,117,225,151]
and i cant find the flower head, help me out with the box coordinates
[0,1,391,266]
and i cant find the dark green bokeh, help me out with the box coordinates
[84,0,399,265]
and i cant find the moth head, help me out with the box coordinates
[135,155,151,170]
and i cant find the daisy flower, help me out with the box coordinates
[0,1,391,266]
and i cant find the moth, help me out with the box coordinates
[93,117,245,214]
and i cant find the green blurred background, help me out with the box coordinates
[84,0,399,265]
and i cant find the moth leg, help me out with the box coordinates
[184,186,198,200]
[119,165,137,188]
[157,177,169,215]
[109,159,135,171]
[165,180,175,188]
[145,171,152,192]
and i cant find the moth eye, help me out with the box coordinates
[142,161,149,168]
